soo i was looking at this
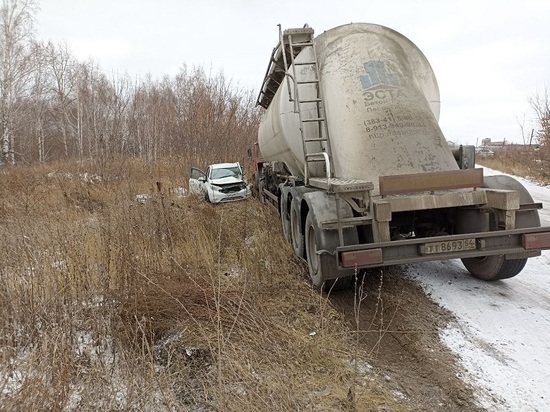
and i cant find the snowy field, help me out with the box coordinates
[406,167,550,411]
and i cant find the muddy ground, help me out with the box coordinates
[329,268,485,411]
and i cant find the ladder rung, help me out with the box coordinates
[306,153,327,159]
[299,98,322,103]
[282,25,333,185]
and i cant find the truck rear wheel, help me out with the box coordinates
[461,255,527,281]
[290,200,305,258]
[258,179,266,203]
[280,197,291,242]
[253,172,259,197]
[460,175,541,281]
[305,211,353,292]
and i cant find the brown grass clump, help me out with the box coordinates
[476,145,550,183]
[0,159,402,411]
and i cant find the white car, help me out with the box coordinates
[475,147,495,157]
[189,162,251,203]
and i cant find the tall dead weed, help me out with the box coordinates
[0,159,402,411]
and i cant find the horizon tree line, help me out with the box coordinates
[0,0,261,168]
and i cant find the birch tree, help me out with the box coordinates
[0,0,38,164]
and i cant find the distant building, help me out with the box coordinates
[478,137,540,153]
[481,138,506,149]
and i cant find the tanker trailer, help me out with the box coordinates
[255,23,550,290]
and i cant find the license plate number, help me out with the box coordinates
[421,238,476,255]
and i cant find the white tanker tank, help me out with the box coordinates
[257,23,459,195]
[253,23,550,291]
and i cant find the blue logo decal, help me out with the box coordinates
[360,61,400,90]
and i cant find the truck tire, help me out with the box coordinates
[304,210,357,292]
[461,255,527,281]
[280,197,291,242]
[290,200,305,258]
[258,179,266,203]
[461,175,541,281]
[253,172,259,198]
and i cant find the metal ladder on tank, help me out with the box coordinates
[280,26,381,247]
[279,26,333,186]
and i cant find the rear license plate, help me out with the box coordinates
[421,238,476,255]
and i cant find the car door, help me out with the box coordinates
[189,167,206,195]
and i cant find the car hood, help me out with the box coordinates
[210,176,244,185]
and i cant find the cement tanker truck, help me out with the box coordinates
[253,23,550,290]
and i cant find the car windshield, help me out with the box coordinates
[210,166,241,180]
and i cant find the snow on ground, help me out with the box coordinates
[406,167,550,411]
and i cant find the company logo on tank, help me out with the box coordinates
[360,61,400,89]
[360,61,406,102]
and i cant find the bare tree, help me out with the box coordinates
[74,61,113,164]
[127,74,178,163]
[29,41,50,162]
[0,0,38,164]
[529,87,550,147]
[0,5,260,168]
[46,41,78,159]
[169,66,260,167]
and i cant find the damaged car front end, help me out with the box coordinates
[189,162,251,204]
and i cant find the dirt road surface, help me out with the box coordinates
[328,168,550,411]
[331,271,485,411]
[404,169,550,411]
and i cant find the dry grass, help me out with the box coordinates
[476,146,550,184]
[0,159,402,411]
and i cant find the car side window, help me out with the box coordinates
[190,168,206,180]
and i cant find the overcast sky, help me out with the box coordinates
[37,0,549,146]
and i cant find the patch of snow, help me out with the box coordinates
[74,331,115,366]
[405,167,550,411]
[65,383,82,411]
[0,367,24,397]
[46,171,102,183]
[392,390,408,400]
[79,172,102,183]
[47,171,73,180]
[173,187,187,197]
[135,194,151,204]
